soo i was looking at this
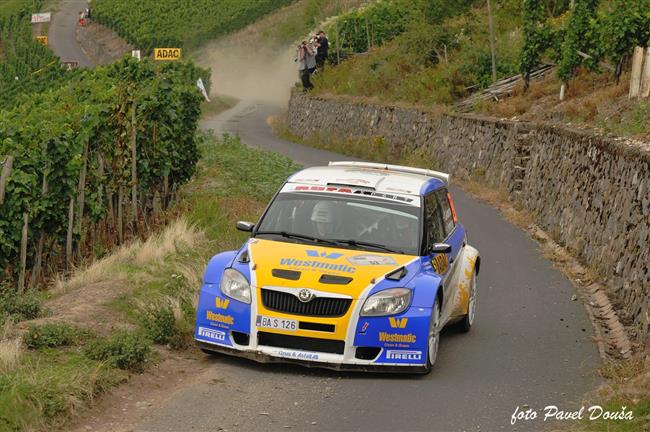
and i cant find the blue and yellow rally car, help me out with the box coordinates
[195,161,480,373]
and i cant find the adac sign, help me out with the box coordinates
[154,48,182,60]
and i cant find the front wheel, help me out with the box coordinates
[424,298,441,374]
[459,272,477,333]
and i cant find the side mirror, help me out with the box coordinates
[429,243,451,254]
[236,221,255,232]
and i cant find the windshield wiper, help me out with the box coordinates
[331,239,404,254]
[254,231,339,246]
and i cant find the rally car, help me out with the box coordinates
[195,161,480,373]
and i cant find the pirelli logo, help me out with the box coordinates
[389,317,408,328]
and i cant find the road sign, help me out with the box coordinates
[31,13,51,23]
[35,36,48,45]
[154,48,182,61]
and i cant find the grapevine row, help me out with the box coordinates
[0,57,209,290]
[91,0,294,52]
[520,0,650,84]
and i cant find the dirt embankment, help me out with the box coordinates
[76,21,133,65]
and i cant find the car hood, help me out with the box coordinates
[247,239,419,299]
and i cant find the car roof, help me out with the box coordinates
[287,162,449,196]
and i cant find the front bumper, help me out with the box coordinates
[196,340,428,374]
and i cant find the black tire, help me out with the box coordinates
[423,297,441,374]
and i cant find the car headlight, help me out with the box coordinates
[360,288,412,316]
[220,268,251,304]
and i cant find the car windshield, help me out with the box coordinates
[255,191,421,255]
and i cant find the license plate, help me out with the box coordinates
[256,315,297,331]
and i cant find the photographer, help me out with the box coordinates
[315,31,329,69]
[296,40,317,91]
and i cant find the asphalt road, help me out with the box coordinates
[47,0,93,68]
[132,103,600,432]
[45,4,601,429]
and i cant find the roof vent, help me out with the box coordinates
[329,161,450,184]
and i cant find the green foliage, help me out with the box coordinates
[0,57,207,285]
[0,290,42,324]
[0,1,72,108]
[23,323,84,349]
[315,0,522,104]
[0,350,126,431]
[599,0,650,75]
[92,0,295,52]
[326,0,423,58]
[325,0,483,61]
[557,0,600,82]
[84,330,151,372]
[520,0,548,85]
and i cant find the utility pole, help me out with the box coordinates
[487,0,497,83]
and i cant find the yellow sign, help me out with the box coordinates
[36,36,48,46]
[154,48,181,60]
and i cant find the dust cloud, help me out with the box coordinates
[196,39,302,106]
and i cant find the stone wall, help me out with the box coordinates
[288,91,650,342]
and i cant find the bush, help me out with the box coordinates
[84,331,151,372]
[137,296,194,350]
[23,323,82,349]
[0,290,42,324]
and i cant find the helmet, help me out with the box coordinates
[311,201,335,223]
[311,201,336,236]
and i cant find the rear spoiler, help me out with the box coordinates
[328,161,450,185]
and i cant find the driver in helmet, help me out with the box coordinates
[311,200,340,237]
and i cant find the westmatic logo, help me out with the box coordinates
[279,250,355,274]
[389,317,408,328]
[306,250,343,259]
[215,298,230,309]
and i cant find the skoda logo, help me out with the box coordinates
[297,289,314,303]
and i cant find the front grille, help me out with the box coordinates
[258,331,344,354]
[261,289,352,317]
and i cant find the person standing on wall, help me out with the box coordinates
[315,30,329,69]
[296,41,316,91]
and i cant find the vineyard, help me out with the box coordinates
[323,0,479,62]
[520,0,650,84]
[92,0,295,52]
[0,0,71,108]
[0,57,210,291]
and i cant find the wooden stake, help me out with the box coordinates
[18,213,29,293]
[335,18,340,64]
[365,15,371,51]
[487,0,497,83]
[131,100,138,233]
[0,155,14,205]
[640,48,650,99]
[118,185,124,244]
[630,46,644,99]
[66,198,74,270]
[30,174,49,290]
[77,141,89,255]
